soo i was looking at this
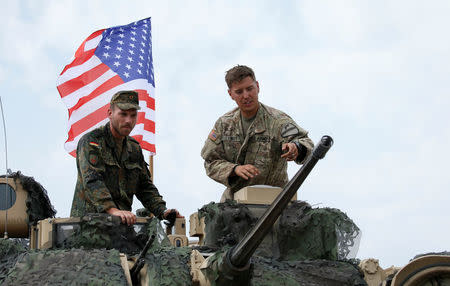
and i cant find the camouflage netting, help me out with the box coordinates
[144,246,192,286]
[2,248,127,285]
[202,248,366,286]
[250,256,367,286]
[60,213,171,255]
[198,200,361,261]
[1,171,56,225]
[199,200,257,248]
[279,201,361,261]
[0,239,27,284]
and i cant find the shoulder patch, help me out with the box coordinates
[281,123,299,138]
[89,151,99,166]
[209,129,219,141]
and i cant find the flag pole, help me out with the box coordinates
[149,154,154,181]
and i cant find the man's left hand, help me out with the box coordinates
[281,143,298,161]
[163,209,184,227]
[163,209,184,219]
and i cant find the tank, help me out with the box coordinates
[1,136,449,286]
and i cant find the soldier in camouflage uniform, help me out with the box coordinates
[201,65,314,201]
[71,90,180,225]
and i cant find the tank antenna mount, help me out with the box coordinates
[0,96,9,239]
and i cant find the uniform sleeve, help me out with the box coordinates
[135,148,167,219]
[76,137,117,213]
[278,117,314,164]
[200,119,238,187]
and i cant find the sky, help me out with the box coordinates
[1,0,449,269]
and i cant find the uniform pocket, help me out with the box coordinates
[124,161,142,194]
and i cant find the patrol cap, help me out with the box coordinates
[110,90,141,110]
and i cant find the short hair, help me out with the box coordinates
[225,65,256,88]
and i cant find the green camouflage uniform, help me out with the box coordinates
[70,122,166,219]
[201,103,314,201]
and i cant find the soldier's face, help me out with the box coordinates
[228,76,259,118]
[108,106,137,138]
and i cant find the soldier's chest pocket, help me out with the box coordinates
[103,153,120,179]
[124,161,142,193]
[249,135,273,167]
[222,135,241,161]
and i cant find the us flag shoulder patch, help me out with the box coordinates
[209,129,218,141]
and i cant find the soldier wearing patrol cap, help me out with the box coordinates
[71,90,182,225]
[201,65,314,202]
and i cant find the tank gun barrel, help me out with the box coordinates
[229,135,334,268]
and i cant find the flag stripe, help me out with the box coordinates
[133,136,155,153]
[84,34,103,51]
[136,89,155,110]
[60,49,96,75]
[74,29,104,57]
[67,104,110,141]
[58,63,110,98]
[57,56,102,86]
[137,114,155,133]
[68,74,122,116]
[62,68,116,109]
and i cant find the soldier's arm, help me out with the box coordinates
[278,117,314,164]
[135,148,167,220]
[200,120,238,187]
[77,137,117,213]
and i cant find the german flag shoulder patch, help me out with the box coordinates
[89,142,100,148]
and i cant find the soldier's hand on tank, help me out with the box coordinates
[281,143,298,161]
[106,207,137,225]
[163,209,183,228]
[234,164,260,180]
[163,208,184,219]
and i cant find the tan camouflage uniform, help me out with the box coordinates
[70,122,166,218]
[201,103,314,201]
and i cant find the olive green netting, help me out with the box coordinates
[0,239,27,284]
[59,214,171,255]
[2,248,127,286]
[198,200,361,261]
[250,256,366,286]
[144,246,192,286]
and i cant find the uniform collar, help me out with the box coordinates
[252,103,266,134]
[233,103,266,138]
[104,122,117,148]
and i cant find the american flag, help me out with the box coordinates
[57,18,155,157]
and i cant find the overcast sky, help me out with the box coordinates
[1,0,449,269]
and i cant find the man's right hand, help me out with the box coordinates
[233,164,260,180]
[106,207,136,226]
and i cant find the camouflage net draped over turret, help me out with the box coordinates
[198,200,361,261]
[198,200,365,286]
[1,171,56,224]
